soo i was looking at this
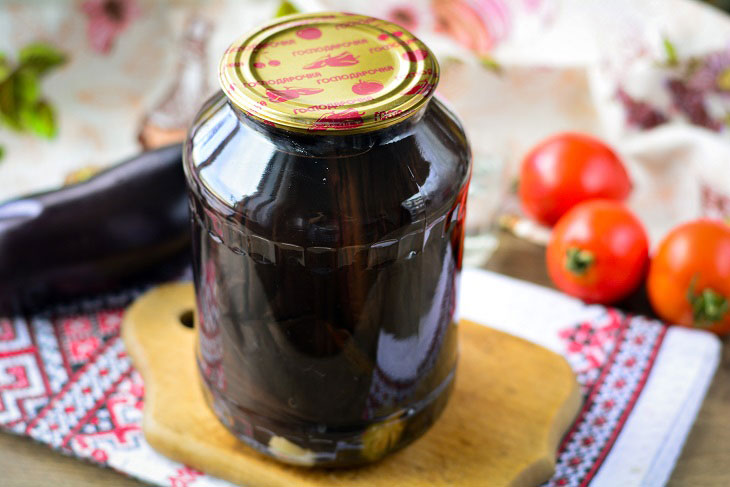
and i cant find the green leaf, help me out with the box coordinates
[0,145,4,161]
[15,68,40,105]
[19,42,67,76]
[479,56,502,74]
[275,0,299,17]
[0,69,41,131]
[0,44,63,138]
[20,99,56,138]
[663,37,678,67]
[0,75,23,130]
[0,53,10,83]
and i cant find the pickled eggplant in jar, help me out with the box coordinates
[184,11,472,467]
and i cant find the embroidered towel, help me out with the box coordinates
[0,269,720,487]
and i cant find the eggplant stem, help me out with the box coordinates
[565,247,595,276]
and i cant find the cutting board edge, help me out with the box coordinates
[510,372,581,487]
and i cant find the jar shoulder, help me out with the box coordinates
[184,94,471,246]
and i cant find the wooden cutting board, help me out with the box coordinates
[122,283,581,487]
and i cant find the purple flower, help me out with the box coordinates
[386,5,420,31]
[688,47,730,95]
[616,88,668,130]
[81,0,141,54]
[666,78,723,131]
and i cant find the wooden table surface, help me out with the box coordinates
[1,231,728,486]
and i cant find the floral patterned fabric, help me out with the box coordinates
[0,0,730,242]
[458,269,720,487]
[320,0,730,243]
[2,0,729,242]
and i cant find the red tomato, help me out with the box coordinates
[647,220,730,335]
[520,133,632,226]
[547,200,649,304]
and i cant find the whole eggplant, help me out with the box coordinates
[0,143,190,313]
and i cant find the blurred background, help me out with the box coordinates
[2,0,729,267]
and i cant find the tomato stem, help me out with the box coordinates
[565,247,595,276]
[687,277,729,327]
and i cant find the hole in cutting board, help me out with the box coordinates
[179,309,194,329]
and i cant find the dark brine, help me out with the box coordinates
[184,11,472,467]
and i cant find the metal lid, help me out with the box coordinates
[219,12,439,134]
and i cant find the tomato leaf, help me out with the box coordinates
[687,276,729,326]
[19,42,67,76]
[565,247,595,276]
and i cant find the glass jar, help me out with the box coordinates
[184,12,471,467]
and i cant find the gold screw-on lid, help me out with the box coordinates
[219,12,439,134]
